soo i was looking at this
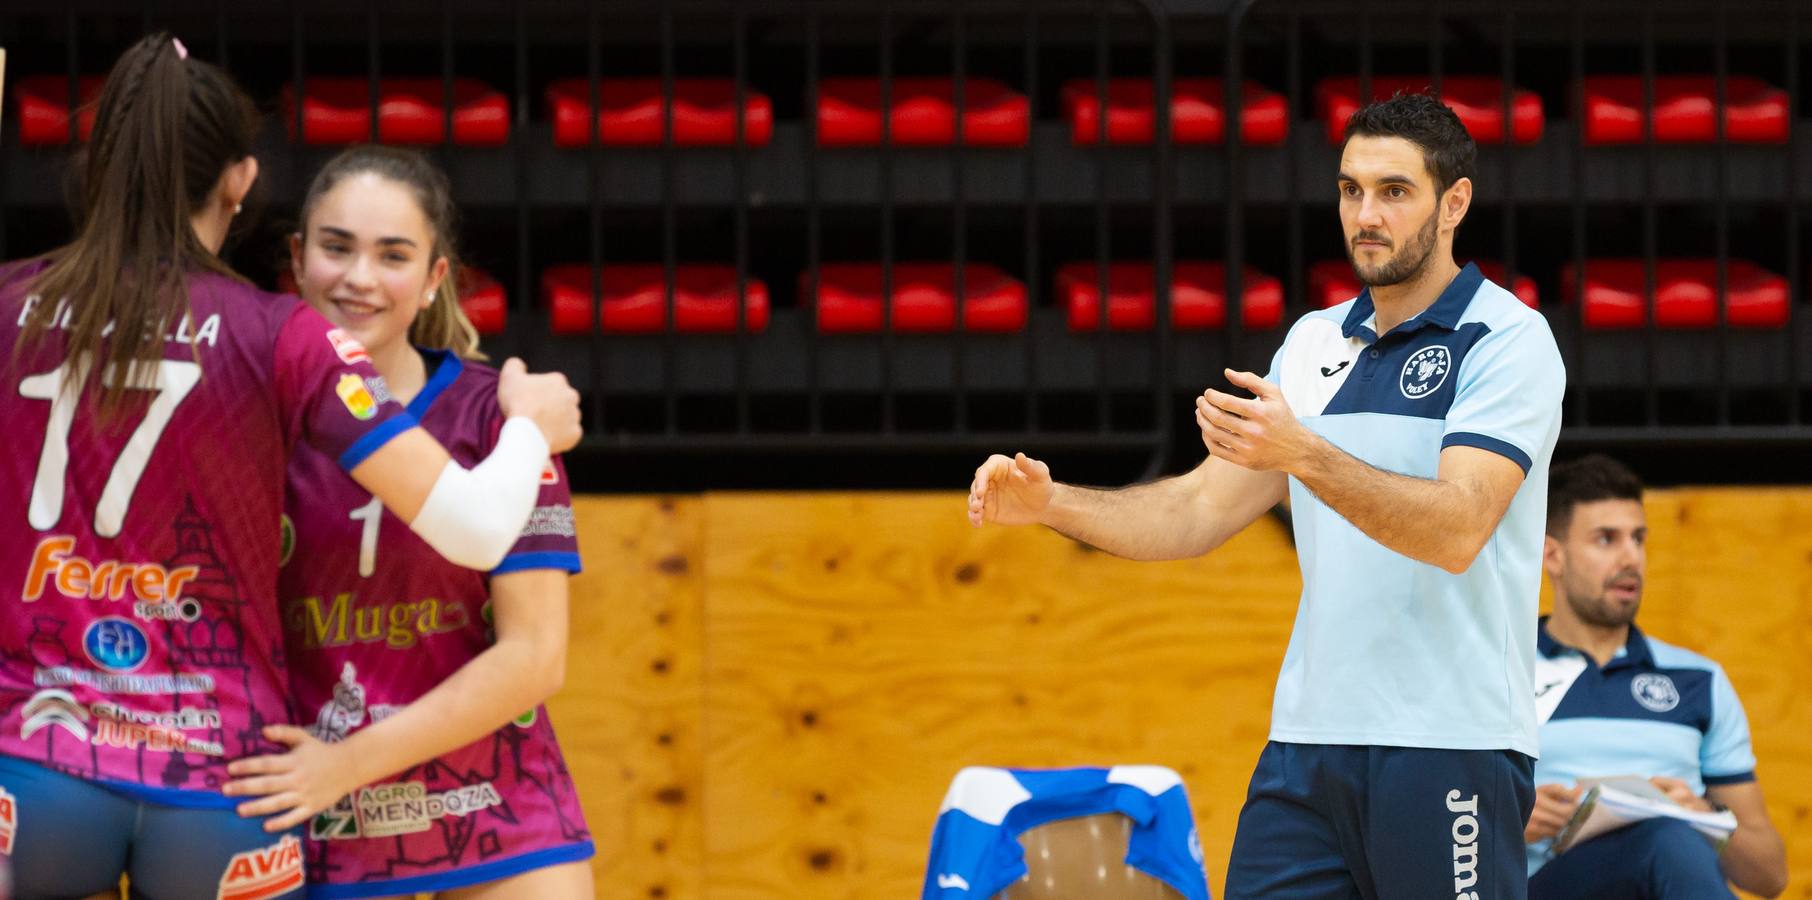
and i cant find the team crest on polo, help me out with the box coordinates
[1631,673,1681,712]
[1400,345,1452,399]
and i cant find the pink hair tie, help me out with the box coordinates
[171,37,189,60]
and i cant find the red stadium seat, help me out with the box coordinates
[1059,78,1288,146]
[275,266,508,336]
[541,265,770,335]
[804,263,1027,333]
[456,268,508,336]
[16,75,104,145]
[1559,259,1789,329]
[281,78,509,146]
[547,79,773,148]
[1316,75,1544,145]
[1056,262,1284,331]
[1581,76,1788,145]
[816,78,1029,147]
[1308,260,1538,310]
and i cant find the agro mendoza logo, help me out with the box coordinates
[313,780,505,840]
[1400,345,1452,400]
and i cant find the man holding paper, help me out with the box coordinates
[1524,455,1788,899]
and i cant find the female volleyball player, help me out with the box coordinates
[0,34,579,900]
[221,146,594,899]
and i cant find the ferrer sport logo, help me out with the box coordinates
[1400,345,1452,400]
[1631,673,1681,713]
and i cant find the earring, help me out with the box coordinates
[233,203,243,215]
[426,290,436,303]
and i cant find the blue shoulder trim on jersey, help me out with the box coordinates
[407,347,465,418]
[337,413,419,471]
[492,551,583,576]
[306,841,595,899]
[1703,771,1757,786]
[94,776,240,810]
[1441,431,1533,474]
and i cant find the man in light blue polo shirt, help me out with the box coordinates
[1523,454,1787,899]
[969,92,1564,899]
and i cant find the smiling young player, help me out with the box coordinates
[223,146,594,899]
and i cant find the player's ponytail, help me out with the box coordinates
[299,146,485,361]
[16,32,260,416]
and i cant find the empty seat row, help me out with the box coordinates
[14,73,1789,147]
[277,259,1790,338]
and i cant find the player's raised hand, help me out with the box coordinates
[497,357,583,454]
[1197,369,1314,473]
[967,452,1054,527]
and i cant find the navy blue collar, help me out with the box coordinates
[1341,261,1483,341]
[1538,616,1654,672]
[406,347,464,418]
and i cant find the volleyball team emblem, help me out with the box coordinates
[1400,346,1452,399]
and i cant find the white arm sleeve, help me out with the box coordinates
[407,416,549,571]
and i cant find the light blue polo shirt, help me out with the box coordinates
[1526,620,1756,873]
[1262,262,1565,758]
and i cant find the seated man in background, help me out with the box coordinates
[1525,454,1788,899]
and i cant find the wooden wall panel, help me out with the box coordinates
[699,492,1300,899]
[551,488,1810,899]
[549,497,707,900]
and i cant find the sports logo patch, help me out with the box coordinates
[1400,345,1452,399]
[1631,673,1681,713]
[540,460,560,485]
[84,617,149,672]
[0,786,17,854]
[336,373,378,421]
[20,688,90,742]
[217,834,303,900]
[326,328,369,364]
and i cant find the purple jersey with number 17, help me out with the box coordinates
[0,260,417,803]
[281,349,592,892]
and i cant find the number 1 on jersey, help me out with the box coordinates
[350,496,382,577]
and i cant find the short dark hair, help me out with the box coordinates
[1547,454,1645,537]
[1342,91,1477,196]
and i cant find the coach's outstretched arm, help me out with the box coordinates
[967,450,1286,561]
[1199,368,1525,575]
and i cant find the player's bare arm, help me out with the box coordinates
[1200,367,1523,574]
[967,450,1285,562]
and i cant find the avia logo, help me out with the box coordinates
[1320,360,1351,377]
[0,786,16,855]
[217,834,303,900]
[20,688,89,742]
[1446,789,1483,900]
[936,873,971,890]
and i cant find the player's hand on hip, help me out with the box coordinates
[498,357,583,454]
[1523,783,1583,843]
[1648,776,1714,812]
[223,725,367,833]
[968,452,1054,527]
[1198,369,1312,473]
